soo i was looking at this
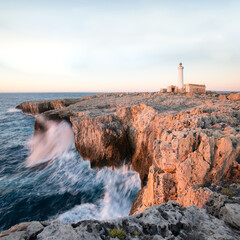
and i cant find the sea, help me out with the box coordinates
[0,92,140,231]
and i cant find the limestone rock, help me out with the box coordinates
[25,222,44,239]
[221,203,240,229]
[1,202,239,239]
[0,222,31,238]
[71,115,132,168]
[177,187,213,208]
[37,221,79,240]
[204,193,240,229]
[219,94,227,100]
[17,99,80,115]
[0,231,26,240]
[154,142,178,172]
[0,221,43,240]
[228,92,240,101]
[17,92,240,218]
[130,166,177,215]
[186,92,194,98]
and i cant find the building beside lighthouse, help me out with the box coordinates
[162,62,206,94]
[184,83,206,93]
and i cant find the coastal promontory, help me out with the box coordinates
[7,91,240,239]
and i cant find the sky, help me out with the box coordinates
[0,0,240,92]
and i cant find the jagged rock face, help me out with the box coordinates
[228,92,240,101]
[116,104,158,184]
[130,104,239,214]
[17,99,80,115]
[71,115,133,168]
[1,202,239,240]
[204,193,240,230]
[17,92,240,215]
[219,94,227,100]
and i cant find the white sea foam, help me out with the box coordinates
[57,165,141,224]
[97,165,139,219]
[24,116,140,224]
[25,117,74,167]
[7,108,22,113]
[57,203,98,223]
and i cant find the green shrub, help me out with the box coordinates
[134,231,141,236]
[222,187,234,197]
[109,227,126,239]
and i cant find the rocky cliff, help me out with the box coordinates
[0,91,237,239]
[16,92,240,214]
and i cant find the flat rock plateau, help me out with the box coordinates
[1,91,240,239]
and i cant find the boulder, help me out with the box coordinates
[221,203,240,229]
[204,193,240,229]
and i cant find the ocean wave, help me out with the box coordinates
[25,117,74,167]
[56,165,140,224]
[7,108,22,113]
[1,113,140,229]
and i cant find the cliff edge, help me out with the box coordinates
[17,92,240,213]
[0,91,238,239]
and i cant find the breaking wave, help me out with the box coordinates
[25,117,74,167]
[57,165,140,223]
[22,117,140,225]
[7,108,22,113]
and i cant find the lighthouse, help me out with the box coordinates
[178,62,184,92]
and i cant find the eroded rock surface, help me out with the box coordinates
[17,92,240,215]
[18,93,240,214]
[228,92,240,101]
[1,201,239,240]
[204,193,240,229]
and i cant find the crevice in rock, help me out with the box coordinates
[29,228,44,240]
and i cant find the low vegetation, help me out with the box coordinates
[221,187,234,197]
[134,231,141,237]
[108,227,126,240]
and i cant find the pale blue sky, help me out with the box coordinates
[0,0,239,92]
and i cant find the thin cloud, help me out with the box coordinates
[0,0,239,91]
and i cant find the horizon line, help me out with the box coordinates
[0,90,239,94]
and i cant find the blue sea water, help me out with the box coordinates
[0,93,140,231]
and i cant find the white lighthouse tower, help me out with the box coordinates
[178,62,184,92]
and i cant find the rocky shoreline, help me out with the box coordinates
[1,91,239,239]
[1,201,239,240]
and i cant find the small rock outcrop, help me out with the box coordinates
[1,201,239,240]
[219,94,227,100]
[17,98,80,115]
[204,193,240,229]
[228,92,240,101]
